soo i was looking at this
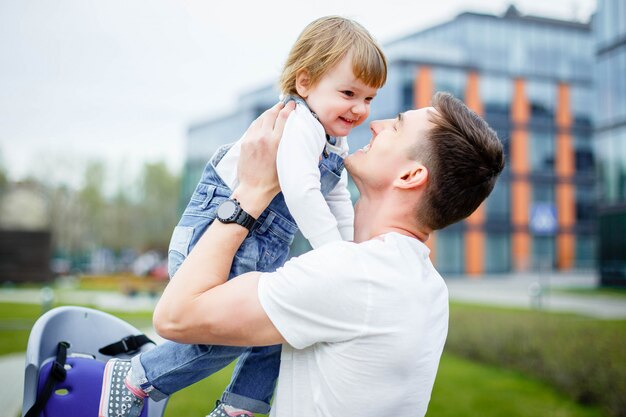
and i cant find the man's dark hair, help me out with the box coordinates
[416,92,505,230]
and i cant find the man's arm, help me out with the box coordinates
[153,101,294,347]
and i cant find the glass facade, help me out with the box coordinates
[595,0,626,285]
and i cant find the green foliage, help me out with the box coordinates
[45,159,181,255]
[428,354,604,417]
[446,303,626,417]
[0,302,41,355]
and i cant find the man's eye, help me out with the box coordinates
[342,91,355,97]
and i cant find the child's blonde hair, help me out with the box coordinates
[279,16,387,96]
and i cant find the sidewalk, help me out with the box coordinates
[446,270,626,319]
[1,353,25,417]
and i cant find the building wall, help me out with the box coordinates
[594,0,626,285]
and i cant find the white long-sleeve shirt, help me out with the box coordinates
[214,102,354,248]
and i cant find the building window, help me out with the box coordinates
[576,184,596,222]
[532,236,555,269]
[435,231,464,275]
[485,233,511,272]
[533,182,555,205]
[528,80,556,125]
[529,131,555,173]
[486,179,509,223]
[576,235,596,269]
[433,68,466,101]
[571,85,593,128]
[574,133,595,173]
[481,76,512,119]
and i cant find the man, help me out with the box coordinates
[153,92,505,417]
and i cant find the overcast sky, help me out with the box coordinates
[0,0,596,189]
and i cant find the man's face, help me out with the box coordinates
[345,107,435,191]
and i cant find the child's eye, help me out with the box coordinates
[342,90,355,97]
[365,97,374,103]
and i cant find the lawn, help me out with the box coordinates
[552,286,626,299]
[0,300,608,417]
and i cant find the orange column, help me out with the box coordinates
[555,83,575,269]
[511,78,531,271]
[464,71,485,277]
[414,67,436,261]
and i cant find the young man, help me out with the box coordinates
[153,92,505,417]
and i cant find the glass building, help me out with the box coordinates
[594,0,626,286]
[183,6,595,275]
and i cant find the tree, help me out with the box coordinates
[135,161,181,251]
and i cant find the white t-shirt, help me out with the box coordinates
[215,103,354,248]
[258,232,449,417]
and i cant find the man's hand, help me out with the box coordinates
[233,101,295,217]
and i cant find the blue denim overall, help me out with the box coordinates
[132,117,346,413]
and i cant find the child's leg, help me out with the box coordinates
[130,340,246,400]
[99,341,247,417]
[219,344,282,414]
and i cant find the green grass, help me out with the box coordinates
[428,354,604,417]
[162,353,605,417]
[552,287,626,299]
[446,303,626,417]
[0,302,153,356]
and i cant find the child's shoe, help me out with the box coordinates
[207,400,254,417]
[99,358,145,417]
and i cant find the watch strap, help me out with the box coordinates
[235,209,256,231]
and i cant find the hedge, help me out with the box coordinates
[445,304,626,417]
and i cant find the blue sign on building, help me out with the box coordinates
[530,203,558,235]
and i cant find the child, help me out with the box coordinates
[99,15,386,417]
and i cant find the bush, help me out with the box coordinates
[445,304,626,417]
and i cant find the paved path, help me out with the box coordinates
[1,353,25,417]
[445,271,626,319]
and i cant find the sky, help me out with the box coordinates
[0,0,596,189]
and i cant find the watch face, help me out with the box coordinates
[217,199,238,221]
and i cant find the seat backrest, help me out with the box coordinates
[22,306,167,417]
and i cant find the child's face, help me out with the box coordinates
[299,53,378,138]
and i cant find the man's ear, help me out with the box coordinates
[295,69,311,98]
[394,163,428,190]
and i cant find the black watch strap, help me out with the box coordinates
[235,209,256,231]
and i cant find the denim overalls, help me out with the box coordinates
[133,104,347,414]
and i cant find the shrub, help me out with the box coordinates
[445,304,626,417]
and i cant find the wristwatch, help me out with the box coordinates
[216,198,257,231]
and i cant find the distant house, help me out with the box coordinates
[0,182,53,283]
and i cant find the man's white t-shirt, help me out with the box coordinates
[258,232,449,417]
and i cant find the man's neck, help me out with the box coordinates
[353,194,430,243]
